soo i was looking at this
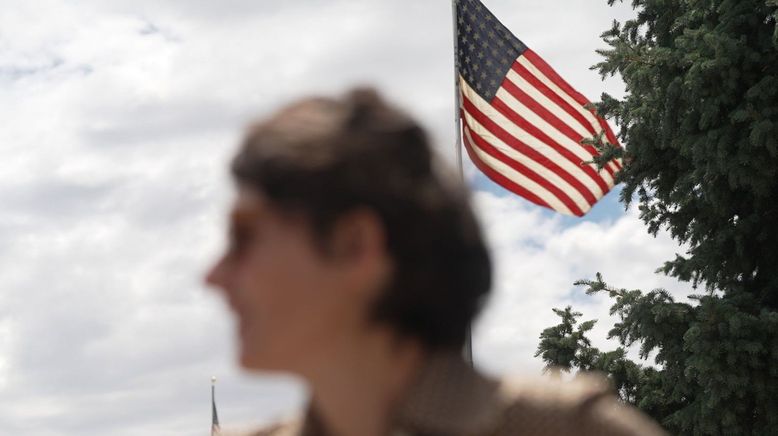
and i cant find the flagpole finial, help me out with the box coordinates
[211,376,217,385]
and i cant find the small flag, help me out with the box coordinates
[454,0,622,216]
[211,376,220,436]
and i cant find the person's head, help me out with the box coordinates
[206,88,491,372]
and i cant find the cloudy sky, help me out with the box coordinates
[1,1,691,434]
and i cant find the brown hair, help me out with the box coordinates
[231,88,491,351]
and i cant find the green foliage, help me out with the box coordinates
[534,307,597,372]
[536,1,778,434]
[537,277,778,434]
[595,0,778,299]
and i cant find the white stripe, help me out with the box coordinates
[460,78,606,199]
[495,87,615,190]
[517,56,604,136]
[464,127,577,216]
[463,110,592,212]
[505,69,620,178]
[516,57,621,175]
[505,69,592,140]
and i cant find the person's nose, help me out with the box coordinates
[205,256,229,291]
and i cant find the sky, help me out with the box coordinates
[1,1,692,434]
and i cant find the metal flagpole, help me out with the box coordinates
[452,0,464,178]
[452,0,473,366]
[211,376,220,436]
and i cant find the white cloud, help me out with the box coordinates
[472,191,692,375]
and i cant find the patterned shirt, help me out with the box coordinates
[237,353,666,436]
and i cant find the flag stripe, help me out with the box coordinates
[502,71,619,177]
[512,59,598,139]
[520,51,607,138]
[505,68,595,142]
[509,58,621,172]
[461,77,601,192]
[517,55,623,165]
[515,55,622,173]
[461,84,600,209]
[522,49,622,154]
[464,113,589,214]
[494,86,615,189]
[462,125,579,216]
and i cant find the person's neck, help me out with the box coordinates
[304,328,427,436]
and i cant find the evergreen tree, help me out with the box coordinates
[536,1,778,434]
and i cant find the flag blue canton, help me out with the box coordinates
[455,0,527,100]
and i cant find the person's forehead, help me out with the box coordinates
[230,187,268,222]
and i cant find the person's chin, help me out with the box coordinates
[236,326,269,369]
[236,332,298,372]
[239,347,284,372]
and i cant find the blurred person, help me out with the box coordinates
[205,88,665,436]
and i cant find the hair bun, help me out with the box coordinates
[347,87,382,108]
[345,87,384,129]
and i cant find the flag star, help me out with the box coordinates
[481,71,487,80]
[491,49,499,58]
[473,63,480,72]
[473,33,481,41]
[497,39,505,47]
[477,51,484,59]
[476,82,483,91]
[486,59,493,67]
[465,24,472,33]
[458,16,464,24]
[479,22,486,30]
[465,56,472,64]
[488,30,496,39]
[481,40,489,49]
[491,79,498,87]
[468,42,476,51]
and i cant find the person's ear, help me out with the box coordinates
[327,209,387,265]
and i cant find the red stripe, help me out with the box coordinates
[512,61,597,138]
[515,55,623,171]
[461,124,563,215]
[500,78,616,179]
[462,96,598,207]
[523,50,595,115]
[463,123,585,216]
[523,49,624,161]
[479,97,608,204]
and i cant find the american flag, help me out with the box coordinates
[455,0,622,216]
